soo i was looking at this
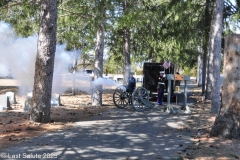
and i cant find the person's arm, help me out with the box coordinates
[162,77,166,82]
[159,76,164,82]
[134,78,136,89]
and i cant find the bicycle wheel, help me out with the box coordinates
[113,86,129,108]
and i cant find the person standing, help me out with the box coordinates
[157,71,165,105]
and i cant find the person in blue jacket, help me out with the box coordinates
[126,72,136,104]
[157,71,165,105]
[126,72,136,92]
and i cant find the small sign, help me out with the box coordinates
[175,86,181,93]
[175,74,184,80]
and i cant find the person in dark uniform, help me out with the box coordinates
[126,72,136,92]
[126,72,136,104]
[157,71,165,105]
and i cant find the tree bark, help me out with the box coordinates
[123,27,131,85]
[210,34,240,139]
[122,0,131,86]
[197,55,203,86]
[208,0,223,113]
[205,0,217,99]
[205,42,213,100]
[92,19,105,106]
[202,0,212,96]
[30,0,57,123]
[71,50,79,96]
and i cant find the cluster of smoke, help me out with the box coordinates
[0,21,120,95]
[92,77,117,87]
[51,44,73,94]
[0,21,36,94]
[0,21,74,94]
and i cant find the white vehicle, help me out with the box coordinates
[112,74,143,85]
[83,69,94,76]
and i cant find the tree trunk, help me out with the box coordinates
[202,0,212,97]
[205,41,213,100]
[122,0,131,86]
[72,72,75,96]
[123,27,131,85]
[92,19,105,106]
[30,0,57,123]
[205,0,222,101]
[210,34,240,139]
[71,51,79,96]
[205,25,214,100]
[197,55,203,86]
[211,0,224,113]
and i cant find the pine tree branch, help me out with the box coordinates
[59,8,94,18]
[0,1,23,10]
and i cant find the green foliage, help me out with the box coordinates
[104,52,124,74]
[0,0,39,37]
[183,66,197,77]
[135,69,143,75]
[105,0,207,70]
[0,0,13,8]
[0,0,238,74]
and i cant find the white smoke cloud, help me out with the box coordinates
[92,77,117,87]
[0,21,119,95]
[0,21,75,94]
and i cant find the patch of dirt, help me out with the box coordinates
[0,87,115,149]
[0,86,240,160]
[173,89,240,160]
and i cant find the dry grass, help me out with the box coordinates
[0,87,114,149]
